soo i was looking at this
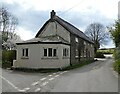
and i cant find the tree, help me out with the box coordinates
[85,22,109,54]
[0,6,20,50]
[108,19,120,74]
[108,20,120,47]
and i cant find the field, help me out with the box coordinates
[97,48,115,54]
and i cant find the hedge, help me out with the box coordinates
[95,52,105,58]
[113,46,120,74]
[2,50,16,68]
[113,59,120,74]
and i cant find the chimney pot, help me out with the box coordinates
[51,10,56,19]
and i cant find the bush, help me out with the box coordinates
[2,50,16,68]
[113,59,120,74]
[114,47,120,59]
[95,52,105,58]
[113,46,120,74]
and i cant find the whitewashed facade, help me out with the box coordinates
[13,10,94,69]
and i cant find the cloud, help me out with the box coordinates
[0,0,117,48]
[59,8,115,31]
[101,39,115,48]
[16,27,35,40]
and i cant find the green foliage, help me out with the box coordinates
[95,52,105,58]
[2,50,16,68]
[113,48,120,60]
[62,60,94,71]
[97,48,114,54]
[108,19,120,74]
[109,20,120,47]
[113,59,120,74]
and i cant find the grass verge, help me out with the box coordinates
[113,59,120,74]
[61,60,95,71]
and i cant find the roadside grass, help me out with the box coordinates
[0,60,2,67]
[113,59,120,74]
[0,61,2,64]
[12,67,60,73]
[12,60,95,73]
[61,60,95,71]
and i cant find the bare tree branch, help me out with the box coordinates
[0,6,20,50]
[85,22,109,53]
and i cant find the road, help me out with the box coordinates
[0,58,119,92]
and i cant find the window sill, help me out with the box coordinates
[41,57,59,59]
[62,56,70,59]
[75,56,79,59]
[21,57,29,59]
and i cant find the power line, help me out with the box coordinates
[58,0,86,16]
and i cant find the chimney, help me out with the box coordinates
[50,10,56,19]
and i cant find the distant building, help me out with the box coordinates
[13,10,94,69]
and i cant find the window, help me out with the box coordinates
[53,49,57,56]
[75,37,78,43]
[91,44,93,47]
[84,41,86,45]
[43,48,57,57]
[26,49,28,57]
[22,49,24,56]
[75,49,79,57]
[63,48,69,57]
[44,49,47,56]
[48,48,52,57]
[22,48,29,57]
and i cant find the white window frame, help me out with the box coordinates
[43,48,57,57]
[63,48,69,57]
[22,48,29,58]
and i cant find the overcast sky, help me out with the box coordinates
[0,0,119,48]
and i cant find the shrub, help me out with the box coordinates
[2,50,16,68]
[113,46,120,74]
[115,47,120,59]
[95,52,105,58]
[113,59,120,74]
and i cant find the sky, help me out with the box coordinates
[0,0,119,48]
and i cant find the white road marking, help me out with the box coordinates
[60,72,64,75]
[41,81,48,86]
[18,89,26,92]
[0,75,21,91]
[48,77,54,81]
[40,77,46,81]
[0,74,31,92]
[54,75,60,77]
[35,88,41,92]
[53,73,56,75]
[23,87,30,91]
[31,81,39,86]
[60,71,68,74]
[63,71,68,73]
[48,75,53,77]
